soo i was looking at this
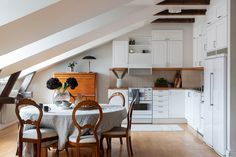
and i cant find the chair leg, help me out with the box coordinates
[119,137,123,145]
[126,136,131,157]
[129,136,133,156]
[100,136,104,154]
[37,143,41,157]
[65,148,70,157]
[106,138,112,149]
[18,142,23,157]
[34,144,37,157]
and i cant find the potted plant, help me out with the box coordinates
[68,61,77,72]
[154,78,169,87]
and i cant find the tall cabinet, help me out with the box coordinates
[152,30,183,67]
[204,56,227,156]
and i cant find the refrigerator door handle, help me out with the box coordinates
[210,73,214,106]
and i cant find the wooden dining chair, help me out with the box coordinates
[108,92,125,145]
[108,92,125,107]
[67,100,103,157]
[100,98,136,157]
[15,98,59,157]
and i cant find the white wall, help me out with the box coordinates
[28,42,112,104]
[116,23,193,67]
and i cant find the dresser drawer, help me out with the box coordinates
[153,105,168,111]
[153,110,169,118]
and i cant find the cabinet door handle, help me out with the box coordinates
[204,44,207,51]
[213,41,217,48]
[217,15,222,19]
[158,106,164,108]
[158,111,163,113]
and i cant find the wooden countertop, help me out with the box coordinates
[108,87,128,90]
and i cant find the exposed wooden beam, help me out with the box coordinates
[0,97,15,104]
[156,0,210,5]
[155,9,207,16]
[0,71,21,109]
[152,18,195,23]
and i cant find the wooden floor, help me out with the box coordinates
[0,124,219,157]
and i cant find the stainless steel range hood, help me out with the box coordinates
[128,66,152,75]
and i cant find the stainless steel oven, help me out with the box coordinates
[128,88,152,123]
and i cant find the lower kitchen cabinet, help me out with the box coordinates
[185,90,202,131]
[108,89,128,110]
[168,90,185,118]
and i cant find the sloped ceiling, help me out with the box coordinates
[0,0,209,78]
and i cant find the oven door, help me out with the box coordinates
[129,100,152,115]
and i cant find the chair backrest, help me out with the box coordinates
[72,100,103,143]
[15,98,43,140]
[126,97,136,132]
[108,92,125,107]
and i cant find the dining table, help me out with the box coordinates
[19,103,127,157]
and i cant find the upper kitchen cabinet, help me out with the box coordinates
[168,41,183,67]
[152,30,183,41]
[193,17,207,67]
[152,30,183,68]
[152,41,167,67]
[206,0,228,52]
[112,41,128,68]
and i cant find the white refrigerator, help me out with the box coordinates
[204,54,227,156]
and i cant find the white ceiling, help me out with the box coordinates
[0,0,60,26]
[0,0,209,78]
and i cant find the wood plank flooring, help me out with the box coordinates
[0,124,219,157]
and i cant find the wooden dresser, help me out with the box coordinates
[53,72,97,101]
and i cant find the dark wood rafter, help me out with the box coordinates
[152,18,195,23]
[17,72,36,98]
[156,0,210,5]
[0,71,21,97]
[0,71,21,109]
[155,9,207,16]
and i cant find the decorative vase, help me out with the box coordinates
[116,79,122,88]
[53,89,71,107]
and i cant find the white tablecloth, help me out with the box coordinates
[20,104,127,156]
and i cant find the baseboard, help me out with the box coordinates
[0,120,17,130]
[153,118,187,124]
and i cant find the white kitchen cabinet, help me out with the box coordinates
[206,0,228,52]
[185,90,194,127]
[152,41,167,67]
[193,18,207,67]
[152,40,183,68]
[216,17,227,50]
[168,90,185,118]
[112,41,128,68]
[152,30,183,41]
[168,41,183,67]
[153,90,169,119]
[108,89,129,110]
[192,91,201,131]
[206,24,217,52]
